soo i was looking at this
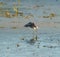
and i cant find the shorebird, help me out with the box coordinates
[24,22,38,44]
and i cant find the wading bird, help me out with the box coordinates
[24,22,38,41]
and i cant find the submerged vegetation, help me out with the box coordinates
[0,26,5,28]
[11,26,17,29]
[43,13,56,19]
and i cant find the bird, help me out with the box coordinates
[24,22,38,44]
[24,22,38,30]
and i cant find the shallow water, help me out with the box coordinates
[0,0,60,57]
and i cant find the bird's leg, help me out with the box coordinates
[33,29,34,39]
[34,29,38,40]
[32,29,38,41]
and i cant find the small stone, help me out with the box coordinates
[16,44,20,47]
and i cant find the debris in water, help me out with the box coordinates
[16,44,20,47]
